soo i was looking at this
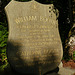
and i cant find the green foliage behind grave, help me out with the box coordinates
[0,22,8,71]
[0,0,9,71]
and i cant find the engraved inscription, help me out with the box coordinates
[5,0,63,74]
[15,16,37,24]
[15,16,56,24]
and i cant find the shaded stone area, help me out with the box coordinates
[0,63,75,75]
[0,63,59,75]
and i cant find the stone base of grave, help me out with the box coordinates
[46,67,75,75]
[45,67,75,75]
[44,62,75,75]
[58,67,75,75]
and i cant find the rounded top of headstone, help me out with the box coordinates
[32,0,35,1]
[12,0,35,1]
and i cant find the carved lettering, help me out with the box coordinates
[15,16,37,24]
[15,16,56,24]
[16,25,54,29]
[29,16,37,21]
[40,16,49,22]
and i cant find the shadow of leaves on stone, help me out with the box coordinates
[5,41,61,75]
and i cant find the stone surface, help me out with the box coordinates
[58,62,63,68]
[5,0,63,74]
[58,67,75,75]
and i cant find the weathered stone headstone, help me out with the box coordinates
[5,0,63,74]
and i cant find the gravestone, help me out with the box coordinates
[5,0,63,75]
